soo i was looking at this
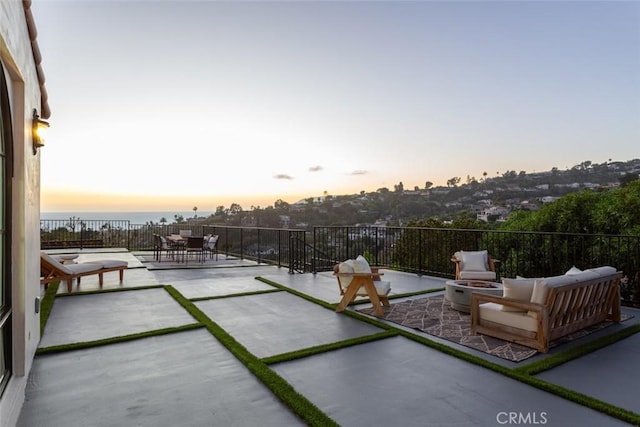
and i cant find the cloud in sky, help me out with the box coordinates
[274,174,294,180]
[350,170,368,176]
[308,165,323,172]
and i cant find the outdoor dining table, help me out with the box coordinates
[166,235,205,263]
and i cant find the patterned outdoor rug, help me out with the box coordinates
[358,295,631,362]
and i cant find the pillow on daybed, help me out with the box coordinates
[500,278,536,312]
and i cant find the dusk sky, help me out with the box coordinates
[32,0,640,212]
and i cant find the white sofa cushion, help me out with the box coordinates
[587,266,617,276]
[500,278,535,312]
[479,302,538,332]
[565,266,583,275]
[529,274,584,318]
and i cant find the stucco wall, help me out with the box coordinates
[0,1,47,426]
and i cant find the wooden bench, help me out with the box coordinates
[470,267,622,352]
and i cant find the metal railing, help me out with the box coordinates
[40,220,640,306]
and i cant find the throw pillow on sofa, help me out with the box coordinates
[500,278,535,312]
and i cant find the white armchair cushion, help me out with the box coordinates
[356,280,391,296]
[353,255,372,274]
[338,259,355,288]
[458,270,496,281]
[500,278,535,312]
[459,250,489,271]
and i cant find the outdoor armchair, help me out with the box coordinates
[451,250,498,281]
[333,255,390,317]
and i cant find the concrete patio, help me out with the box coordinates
[17,250,640,426]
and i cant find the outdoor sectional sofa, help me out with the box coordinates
[470,266,623,352]
[40,251,128,292]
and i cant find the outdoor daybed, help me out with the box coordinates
[470,266,622,352]
[40,251,128,292]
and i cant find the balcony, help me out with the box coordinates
[19,248,640,426]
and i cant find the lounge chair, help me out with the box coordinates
[40,251,128,292]
[333,255,390,317]
[451,250,498,281]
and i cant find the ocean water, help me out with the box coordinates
[40,211,211,225]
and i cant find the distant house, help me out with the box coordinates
[540,196,559,204]
[1,2,51,424]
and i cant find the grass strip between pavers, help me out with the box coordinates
[40,282,60,335]
[36,323,204,355]
[261,330,398,365]
[164,285,339,427]
[54,284,166,297]
[190,288,283,302]
[257,276,640,425]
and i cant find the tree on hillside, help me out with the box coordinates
[501,181,640,235]
[446,177,461,187]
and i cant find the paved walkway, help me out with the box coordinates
[17,251,640,426]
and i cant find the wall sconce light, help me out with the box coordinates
[32,108,49,155]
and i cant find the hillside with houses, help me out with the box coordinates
[191,159,640,229]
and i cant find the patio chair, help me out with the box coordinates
[204,235,219,260]
[154,234,173,262]
[40,251,128,292]
[451,250,498,281]
[183,236,205,264]
[333,255,390,317]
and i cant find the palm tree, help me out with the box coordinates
[193,206,198,218]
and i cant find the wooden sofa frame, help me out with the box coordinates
[470,272,622,352]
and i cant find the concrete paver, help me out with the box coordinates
[40,288,195,347]
[196,292,384,358]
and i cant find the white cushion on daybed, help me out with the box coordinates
[86,260,128,269]
[66,263,103,275]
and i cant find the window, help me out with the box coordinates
[0,63,13,397]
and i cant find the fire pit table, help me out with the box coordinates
[444,279,503,313]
